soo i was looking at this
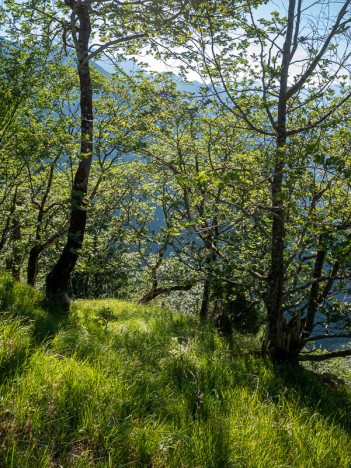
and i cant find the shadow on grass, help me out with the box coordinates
[0,347,30,385]
[0,311,68,386]
[0,295,71,387]
[33,309,68,344]
[270,363,351,434]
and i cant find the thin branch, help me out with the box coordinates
[286,0,351,100]
[287,91,351,136]
[88,33,148,61]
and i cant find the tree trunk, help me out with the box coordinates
[27,230,67,287]
[45,2,93,312]
[199,276,211,321]
[27,152,60,287]
[199,235,217,321]
[264,143,286,354]
[11,218,21,282]
[263,0,295,360]
[0,187,18,253]
[266,238,327,363]
[304,238,326,336]
[27,244,44,286]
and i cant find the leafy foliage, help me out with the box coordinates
[1,1,351,361]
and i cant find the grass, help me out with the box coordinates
[0,273,351,466]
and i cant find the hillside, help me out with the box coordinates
[0,273,351,467]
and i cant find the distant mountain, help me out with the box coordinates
[95,57,205,95]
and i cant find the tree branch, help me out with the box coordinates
[299,348,351,361]
[303,333,351,343]
[88,33,148,61]
[286,0,351,101]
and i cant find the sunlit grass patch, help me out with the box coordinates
[0,277,351,466]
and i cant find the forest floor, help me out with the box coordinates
[1,272,351,467]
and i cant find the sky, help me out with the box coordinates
[126,0,351,84]
[2,0,349,85]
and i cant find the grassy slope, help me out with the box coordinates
[0,273,351,467]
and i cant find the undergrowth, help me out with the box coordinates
[0,272,351,467]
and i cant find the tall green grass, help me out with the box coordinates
[0,272,351,466]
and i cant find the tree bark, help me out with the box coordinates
[27,154,62,286]
[200,276,211,321]
[304,237,326,336]
[27,244,44,286]
[46,1,93,312]
[11,217,22,282]
[138,283,192,304]
[27,229,66,286]
[263,0,295,360]
[0,187,18,253]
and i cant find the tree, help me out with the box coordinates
[166,0,351,361]
[120,73,269,320]
[0,37,76,282]
[4,0,222,312]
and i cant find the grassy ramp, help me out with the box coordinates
[0,273,351,466]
